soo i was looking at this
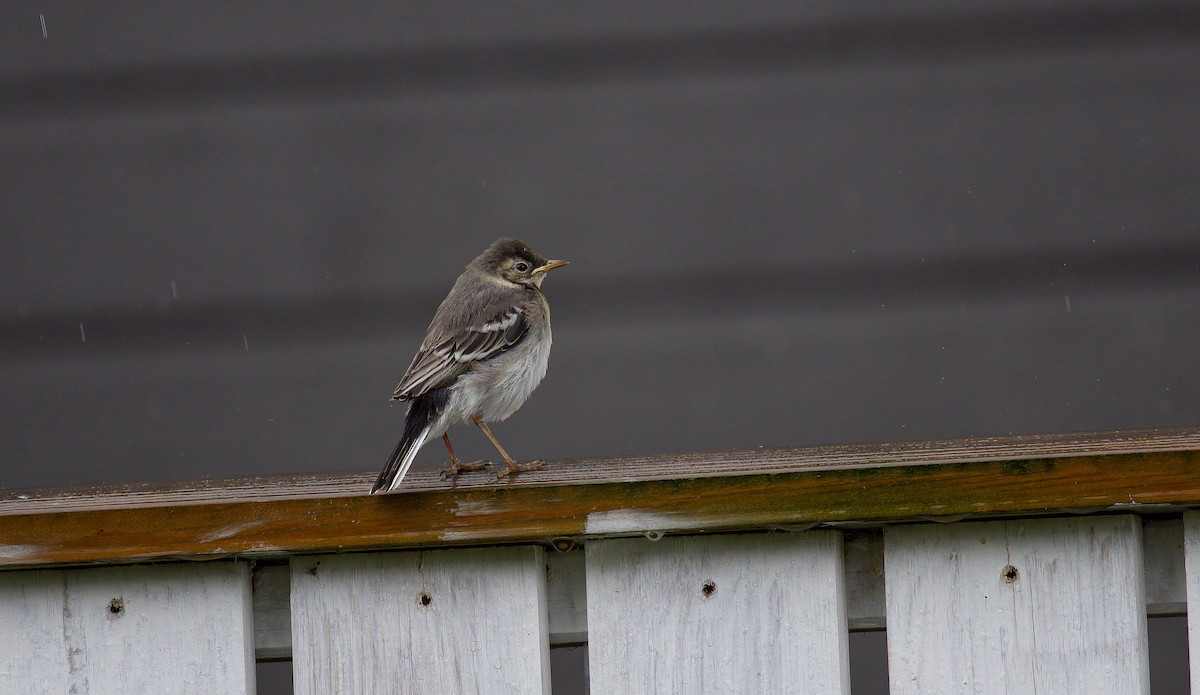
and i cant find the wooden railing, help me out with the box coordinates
[1,428,1199,693]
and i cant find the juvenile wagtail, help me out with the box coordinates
[371,237,568,494]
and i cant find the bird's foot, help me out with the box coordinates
[496,459,544,479]
[440,459,491,479]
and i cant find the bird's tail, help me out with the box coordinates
[371,391,444,494]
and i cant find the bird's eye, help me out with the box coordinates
[515,262,530,273]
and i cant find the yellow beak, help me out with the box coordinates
[532,260,570,275]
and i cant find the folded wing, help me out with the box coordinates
[391,304,528,401]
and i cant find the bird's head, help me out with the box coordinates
[475,237,569,288]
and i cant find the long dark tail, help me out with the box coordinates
[371,390,447,494]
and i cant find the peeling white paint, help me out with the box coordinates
[585,509,688,535]
[439,529,483,542]
[452,499,501,517]
[197,520,264,543]
[0,544,43,560]
[437,528,517,542]
[587,532,850,692]
[290,547,550,694]
[886,516,1150,694]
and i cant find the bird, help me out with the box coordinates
[371,237,568,494]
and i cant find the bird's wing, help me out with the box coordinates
[391,302,529,401]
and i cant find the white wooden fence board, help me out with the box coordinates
[586,531,850,694]
[290,546,550,695]
[250,518,1186,660]
[0,569,69,693]
[1184,512,1200,693]
[0,562,255,695]
[885,515,1149,695]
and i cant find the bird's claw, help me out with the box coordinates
[440,459,491,479]
[496,459,544,479]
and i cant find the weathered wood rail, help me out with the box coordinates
[2,428,1199,693]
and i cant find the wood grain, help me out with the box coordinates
[247,517,1189,659]
[586,532,849,694]
[0,561,255,693]
[290,547,549,695]
[885,516,1150,695]
[1,428,1199,568]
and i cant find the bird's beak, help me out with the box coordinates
[532,260,570,275]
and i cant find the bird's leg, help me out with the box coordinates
[439,432,490,479]
[471,416,544,478]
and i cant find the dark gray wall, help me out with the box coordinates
[2,3,1198,693]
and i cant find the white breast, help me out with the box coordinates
[478,325,552,422]
[444,318,552,425]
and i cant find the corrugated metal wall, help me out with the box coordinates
[5,2,1197,489]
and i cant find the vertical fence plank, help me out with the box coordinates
[290,546,550,695]
[586,531,849,694]
[1185,512,1200,693]
[885,515,1149,695]
[0,562,255,695]
[0,569,68,693]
